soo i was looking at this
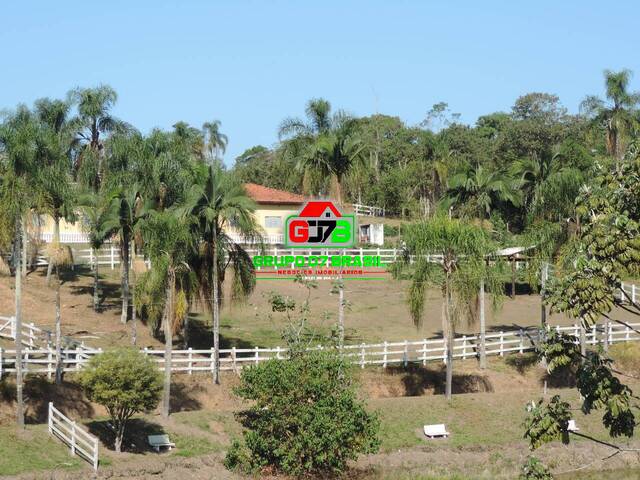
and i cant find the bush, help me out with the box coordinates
[79,348,162,452]
[225,348,380,476]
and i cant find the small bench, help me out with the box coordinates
[423,424,449,438]
[567,419,579,432]
[148,434,175,452]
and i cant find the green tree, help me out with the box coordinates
[581,69,640,160]
[202,120,228,164]
[79,348,162,453]
[138,210,196,417]
[225,347,380,476]
[396,216,498,400]
[279,98,366,204]
[181,163,259,383]
[446,164,522,219]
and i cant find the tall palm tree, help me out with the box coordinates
[445,164,522,219]
[69,85,130,189]
[78,191,112,311]
[396,217,497,401]
[581,69,640,160]
[0,105,40,428]
[139,210,196,417]
[279,98,365,204]
[180,164,260,383]
[33,97,77,284]
[202,120,228,164]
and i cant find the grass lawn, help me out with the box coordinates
[0,424,84,476]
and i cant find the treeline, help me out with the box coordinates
[233,70,639,240]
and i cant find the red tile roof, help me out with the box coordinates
[244,183,306,205]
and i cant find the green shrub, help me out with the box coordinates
[225,348,380,476]
[79,348,162,452]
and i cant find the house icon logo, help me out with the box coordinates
[285,201,356,248]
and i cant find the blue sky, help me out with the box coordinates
[2,1,639,164]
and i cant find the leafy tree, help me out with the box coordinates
[446,164,522,219]
[581,69,640,160]
[225,346,379,476]
[202,120,228,163]
[180,163,259,383]
[394,216,500,400]
[137,210,196,417]
[79,348,162,453]
[279,98,366,204]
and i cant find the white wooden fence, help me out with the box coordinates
[0,315,88,351]
[2,322,639,378]
[353,203,385,217]
[48,402,99,471]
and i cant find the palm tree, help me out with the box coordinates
[69,85,130,189]
[279,98,365,204]
[396,216,497,401]
[202,120,228,164]
[139,210,195,417]
[180,164,260,383]
[32,97,77,284]
[78,191,112,311]
[0,105,40,428]
[445,164,522,219]
[581,69,640,160]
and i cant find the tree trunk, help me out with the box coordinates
[21,217,27,277]
[46,216,60,285]
[120,232,130,324]
[444,277,453,401]
[114,421,124,453]
[14,219,25,428]
[479,278,486,369]
[603,317,609,352]
[338,280,345,346]
[162,269,174,419]
[511,257,516,299]
[540,263,548,328]
[579,321,586,363]
[130,241,137,345]
[55,267,63,384]
[93,257,100,311]
[212,226,220,384]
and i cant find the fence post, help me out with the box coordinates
[0,347,3,380]
[28,323,34,348]
[93,437,99,470]
[462,335,467,360]
[383,341,388,368]
[254,347,259,365]
[499,332,504,357]
[403,340,408,367]
[75,347,80,372]
[633,284,637,304]
[591,324,597,345]
[519,329,524,354]
[422,339,427,365]
[626,325,630,341]
[47,348,53,380]
[188,348,193,375]
[110,245,115,270]
[276,346,281,360]
[360,343,366,369]
[71,421,77,455]
[231,346,237,373]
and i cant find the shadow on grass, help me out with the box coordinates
[170,382,203,413]
[383,364,494,396]
[505,352,539,374]
[187,317,256,350]
[542,365,576,388]
[86,417,167,453]
[0,377,94,424]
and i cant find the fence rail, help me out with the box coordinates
[353,203,385,217]
[2,322,639,377]
[48,402,99,470]
[0,315,87,351]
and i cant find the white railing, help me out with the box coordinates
[353,203,385,217]
[228,233,284,245]
[2,322,640,377]
[0,315,89,352]
[35,244,149,271]
[48,402,99,471]
[39,232,91,244]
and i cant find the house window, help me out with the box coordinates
[264,216,282,228]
